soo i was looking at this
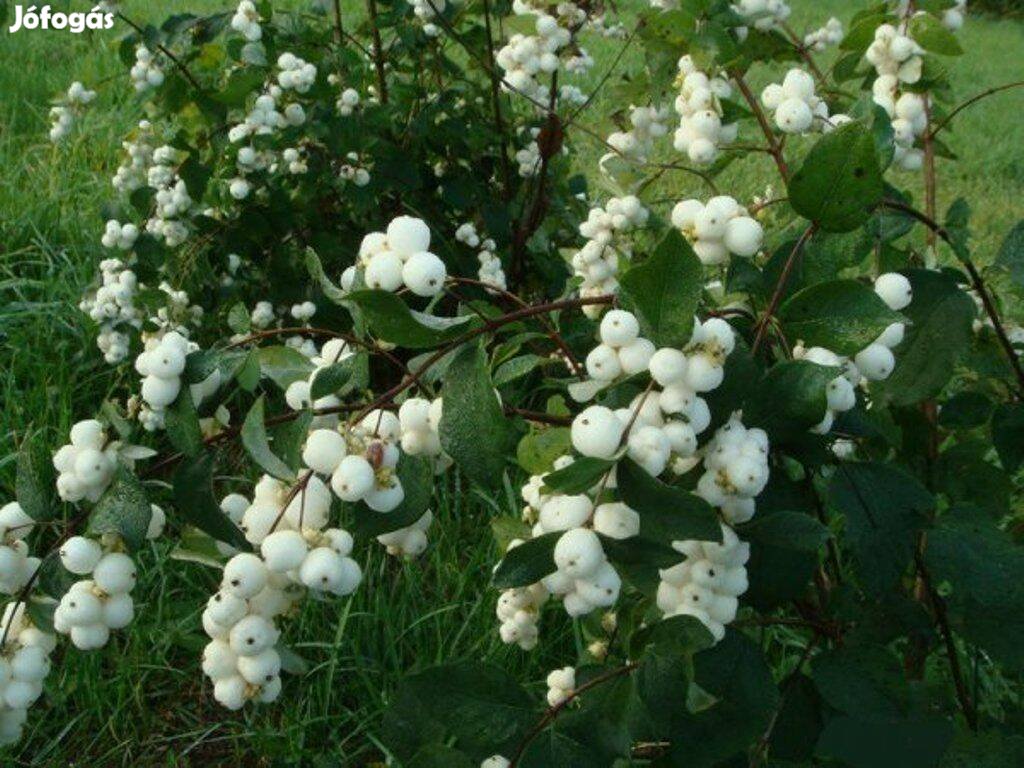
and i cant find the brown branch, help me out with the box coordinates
[448,277,584,378]
[731,72,789,181]
[508,662,639,766]
[751,223,818,353]
[116,13,202,92]
[349,294,614,423]
[0,510,90,646]
[879,198,1024,397]
[365,0,389,104]
[929,80,1024,139]
[480,0,513,201]
[915,550,978,730]
[331,0,345,42]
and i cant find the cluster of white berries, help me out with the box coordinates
[407,0,445,37]
[305,412,409,513]
[481,756,511,768]
[671,195,764,266]
[146,145,192,247]
[290,301,317,323]
[583,309,655,387]
[230,0,263,41]
[496,581,548,650]
[0,603,55,745]
[282,146,308,175]
[54,519,162,650]
[604,104,669,164]
[52,421,117,504]
[100,219,139,251]
[572,196,648,315]
[803,17,844,51]
[496,14,572,99]
[0,504,40,596]
[203,473,367,706]
[695,417,769,525]
[134,331,190,430]
[338,152,371,186]
[251,300,276,329]
[942,0,967,31]
[515,131,542,177]
[761,69,831,135]
[731,0,791,32]
[130,46,165,92]
[228,89,290,142]
[793,273,913,434]
[48,81,96,143]
[335,85,361,116]
[377,511,433,559]
[866,22,924,86]
[79,259,140,364]
[873,79,928,171]
[673,56,738,165]
[545,665,576,706]
[344,215,447,298]
[456,223,506,294]
[112,120,156,193]
[657,523,749,641]
[578,313,738,476]
[277,53,317,93]
[283,338,354,422]
[397,397,446,464]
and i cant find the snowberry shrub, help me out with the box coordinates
[5,0,1024,763]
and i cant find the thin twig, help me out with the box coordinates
[365,0,389,104]
[929,80,1024,139]
[731,72,789,181]
[509,662,639,766]
[879,199,1024,397]
[752,223,817,353]
[117,13,202,92]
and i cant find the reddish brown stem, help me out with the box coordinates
[751,223,818,353]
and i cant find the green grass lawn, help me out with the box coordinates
[1,2,1022,764]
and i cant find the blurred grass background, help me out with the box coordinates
[1,0,1022,764]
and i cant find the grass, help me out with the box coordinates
[0,1,1022,765]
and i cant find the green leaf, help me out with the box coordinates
[235,349,261,392]
[381,662,534,763]
[492,532,560,588]
[828,462,934,595]
[164,388,204,457]
[817,715,953,768]
[742,511,827,609]
[304,247,349,305]
[408,745,474,768]
[517,428,572,474]
[542,457,614,494]
[347,290,479,349]
[743,360,839,441]
[171,453,251,551]
[770,675,825,762]
[925,505,1024,670]
[995,220,1024,290]
[493,354,545,386]
[619,229,703,347]
[309,355,361,400]
[87,467,152,552]
[992,403,1024,473]
[938,391,994,430]
[909,12,964,55]
[16,443,54,522]
[241,396,296,481]
[616,457,722,543]
[788,122,884,232]
[351,455,433,537]
[227,302,250,335]
[664,631,780,767]
[258,346,314,390]
[876,270,975,406]
[440,344,515,489]
[779,280,903,356]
